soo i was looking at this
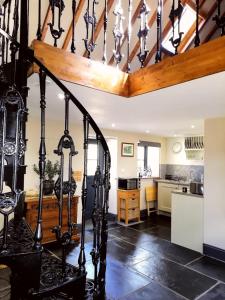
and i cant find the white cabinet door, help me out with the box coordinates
[158,183,178,212]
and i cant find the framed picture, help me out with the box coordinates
[121,143,134,157]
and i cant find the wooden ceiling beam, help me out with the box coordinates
[108,1,142,66]
[41,5,51,41]
[32,35,225,98]
[62,0,86,50]
[83,0,115,58]
[129,35,225,97]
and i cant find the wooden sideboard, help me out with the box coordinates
[25,195,80,244]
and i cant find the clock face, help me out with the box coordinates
[172,142,182,153]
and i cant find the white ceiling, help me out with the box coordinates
[28,71,225,138]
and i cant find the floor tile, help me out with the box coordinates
[86,259,151,299]
[119,281,185,300]
[130,215,171,231]
[189,256,225,282]
[139,236,201,265]
[131,256,216,300]
[107,238,152,266]
[66,241,93,266]
[144,225,171,241]
[109,226,155,245]
[198,283,225,300]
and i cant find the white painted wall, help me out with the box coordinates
[165,137,204,166]
[204,117,225,250]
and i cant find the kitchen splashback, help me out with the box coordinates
[160,164,204,182]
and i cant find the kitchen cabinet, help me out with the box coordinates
[117,189,140,224]
[158,183,178,213]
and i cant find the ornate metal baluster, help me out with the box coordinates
[127,0,132,72]
[0,87,26,251]
[53,92,78,273]
[98,149,110,294]
[113,0,124,66]
[0,5,4,65]
[48,0,65,47]
[78,115,89,271]
[90,135,103,295]
[37,0,42,40]
[83,0,98,59]
[6,0,11,63]
[71,0,76,53]
[102,0,108,64]
[194,0,200,47]
[12,0,19,40]
[137,0,150,68]
[213,0,225,36]
[169,0,184,55]
[155,0,163,63]
[33,69,46,250]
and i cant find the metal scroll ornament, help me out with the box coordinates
[83,0,98,58]
[137,0,150,68]
[169,0,184,55]
[213,0,225,36]
[53,94,78,250]
[113,0,124,66]
[0,87,27,251]
[48,0,65,47]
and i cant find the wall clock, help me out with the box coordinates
[172,142,182,153]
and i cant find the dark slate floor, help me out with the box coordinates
[82,214,225,300]
[1,214,225,299]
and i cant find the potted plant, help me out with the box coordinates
[33,160,60,195]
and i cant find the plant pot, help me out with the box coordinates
[43,180,54,195]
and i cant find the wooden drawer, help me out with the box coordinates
[118,190,139,199]
[120,198,138,209]
[120,208,139,221]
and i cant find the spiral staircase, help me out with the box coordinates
[0,1,110,299]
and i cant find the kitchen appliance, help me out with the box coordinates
[118,178,139,190]
[190,182,204,195]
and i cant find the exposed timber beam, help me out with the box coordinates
[129,35,225,97]
[31,36,225,98]
[83,0,114,58]
[62,0,86,50]
[32,40,128,97]
[41,5,51,41]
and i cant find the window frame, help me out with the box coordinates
[137,141,161,177]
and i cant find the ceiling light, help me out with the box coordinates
[191,125,195,129]
[58,93,64,100]
[112,123,115,128]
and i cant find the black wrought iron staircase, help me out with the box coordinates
[0,0,111,299]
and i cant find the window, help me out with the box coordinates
[137,141,161,177]
[162,4,197,54]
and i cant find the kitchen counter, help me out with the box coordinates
[172,190,203,198]
[171,191,204,253]
[155,179,190,186]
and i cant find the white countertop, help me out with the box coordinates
[155,179,190,186]
[172,189,204,198]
